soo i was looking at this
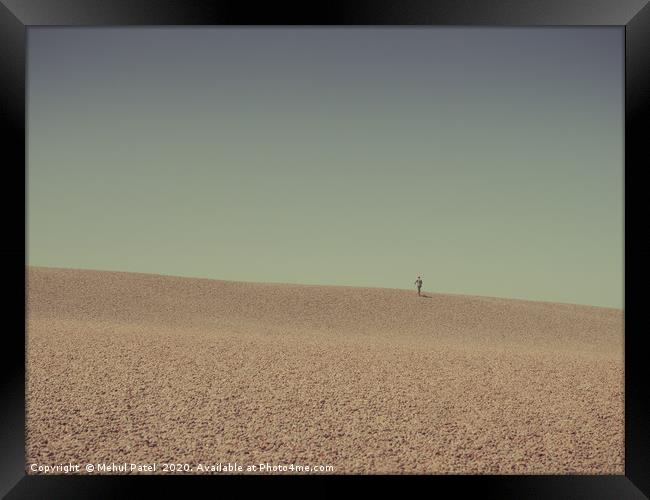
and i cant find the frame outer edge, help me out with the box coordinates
[625,1,650,498]
[0,0,26,497]
[1,0,648,497]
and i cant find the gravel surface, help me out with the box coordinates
[26,267,624,474]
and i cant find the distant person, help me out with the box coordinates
[415,276,423,297]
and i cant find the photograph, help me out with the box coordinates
[25,26,624,476]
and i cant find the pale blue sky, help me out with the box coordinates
[28,27,623,307]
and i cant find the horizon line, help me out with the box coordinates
[26,264,623,311]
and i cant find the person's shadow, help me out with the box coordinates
[420,294,432,299]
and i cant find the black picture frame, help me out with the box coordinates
[2,1,648,497]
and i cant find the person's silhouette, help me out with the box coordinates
[415,276,423,296]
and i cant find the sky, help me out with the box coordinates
[27,27,623,308]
